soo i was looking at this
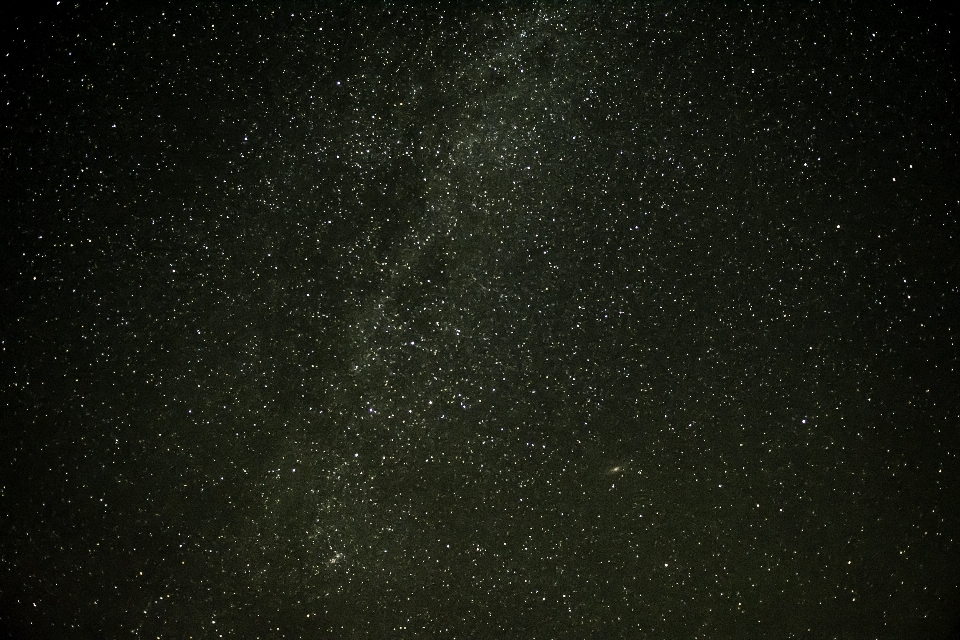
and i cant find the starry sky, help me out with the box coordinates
[2,2,959,638]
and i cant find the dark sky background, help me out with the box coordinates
[2,2,959,638]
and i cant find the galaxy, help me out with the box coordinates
[1,3,958,637]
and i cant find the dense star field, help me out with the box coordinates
[2,2,959,638]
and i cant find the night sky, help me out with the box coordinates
[2,2,959,638]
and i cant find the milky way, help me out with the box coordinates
[2,3,958,637]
